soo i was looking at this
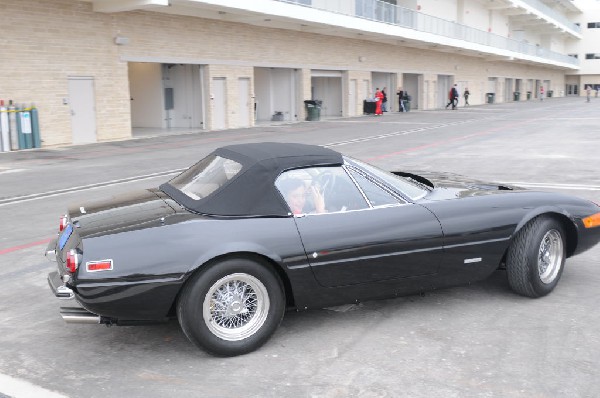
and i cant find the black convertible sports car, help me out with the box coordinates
[46,142,600,356]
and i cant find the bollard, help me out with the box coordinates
[8,100,18,150]
[18,106,33,149]
[31,105,41,148]
[0,100,9,151]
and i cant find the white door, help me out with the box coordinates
[68,77,97,144]
[437,75,449,108]
[349,79,357,116]
[212,77,226,130]
[238,78,250,128]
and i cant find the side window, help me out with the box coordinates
[349,169,402,207]
[275,166,369,215]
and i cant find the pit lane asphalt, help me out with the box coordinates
[0,97,599,397]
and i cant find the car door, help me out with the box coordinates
[276,166,444,287]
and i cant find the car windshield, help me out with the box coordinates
[345,157,428,201]
[168,155,243,200]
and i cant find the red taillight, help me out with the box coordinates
[66,249,80,273]
[59,214,68,232]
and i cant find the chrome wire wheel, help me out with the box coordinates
[202,273,270,341]
[538,229,564,284]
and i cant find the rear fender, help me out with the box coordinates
[180,243,300,309]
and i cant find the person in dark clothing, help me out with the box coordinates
[445,84,459,110]
[397,87,405,112]
[381,87,388,112]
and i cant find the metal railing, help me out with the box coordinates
[519,0,581,34]
[275,0,579,67]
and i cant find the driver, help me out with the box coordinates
[280,178,325,215]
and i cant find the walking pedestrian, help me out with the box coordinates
[586,85,592,102]
[397,87,405,112]
[381,87,388,112]
[445,89,453,109]
[540,86,544,101]
[375,88,383,115]
[463,88,470,106]
[445,84,459,110]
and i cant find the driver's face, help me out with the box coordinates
[287,185,306,214]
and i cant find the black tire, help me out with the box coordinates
[177,258,285,356]
[506,216,566,298]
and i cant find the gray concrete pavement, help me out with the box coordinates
[0,97,599,397]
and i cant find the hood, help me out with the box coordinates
[393,170,524,200]
[67,189,176,238]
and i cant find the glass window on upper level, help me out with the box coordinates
[585,54,600,60]
[568,54,578,59]
[587,22,600,28]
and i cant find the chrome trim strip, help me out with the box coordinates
[310,245,444,267]
[444,237,510,249]
[45,249,57,262]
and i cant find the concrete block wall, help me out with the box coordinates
[0,0,131,146]
[205,65,254,130]
[0,0,571,148]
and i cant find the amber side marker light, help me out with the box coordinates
[583,213,600,229]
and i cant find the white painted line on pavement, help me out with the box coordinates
[503,182,600,191]
[0,169,185,208]
[0,168,25,175]
[0,373,69,398]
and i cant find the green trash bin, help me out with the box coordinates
[304,100,321,121]
[548,90,553,98]
[513,92,520,101]
[526,91,532,100]
[486,93,495,104]
[403,95,411,112]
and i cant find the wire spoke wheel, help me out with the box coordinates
[203,273,270,341]
[537,229,563,284]
[506,217,566,298]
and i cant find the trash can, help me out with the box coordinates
[363,99,376,114]
[548,90,553,98]
[486,93,495,104]
[304,100,321,121]
[526,91,532,100]
[513,92,520,101]
[403,95,411,112]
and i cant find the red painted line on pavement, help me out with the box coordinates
[0,237,53,256]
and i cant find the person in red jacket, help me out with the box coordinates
[375,88,383,115]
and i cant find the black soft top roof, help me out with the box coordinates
[160,142,343,216]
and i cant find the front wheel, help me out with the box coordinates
[506,216,566,298]
[177,258,285,356]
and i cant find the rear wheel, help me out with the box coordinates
[177,258,285,356]
[506,216,566,298]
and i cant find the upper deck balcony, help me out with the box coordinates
[90,0,580,70]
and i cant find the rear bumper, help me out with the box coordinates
[48,271,103,324]
[47,271,74,300]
